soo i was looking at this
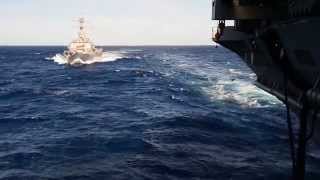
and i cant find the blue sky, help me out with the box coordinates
[0,0,214,45]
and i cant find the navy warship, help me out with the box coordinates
[211,0,320,179]
[61,18,103,65]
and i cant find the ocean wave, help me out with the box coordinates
[118,49,144,53]
[1,46,308,179]
[152,50,276,108]
[229,68,244,75]
[203,79,281,108]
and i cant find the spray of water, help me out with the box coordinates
[203,79,281,108]
[46,52,124,66]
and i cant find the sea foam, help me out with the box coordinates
[46,52,124,66]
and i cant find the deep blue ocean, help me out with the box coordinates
[0,46,319,180]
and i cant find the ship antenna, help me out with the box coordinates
[79,17,85,31]
[78,17,88,41]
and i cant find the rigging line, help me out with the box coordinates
[306,109,319,142]
[283,50,296,171]
[295,100,310,180]
[306,74,320,142]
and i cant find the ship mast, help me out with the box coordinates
[79,18,84,31]
[78,17,89,42]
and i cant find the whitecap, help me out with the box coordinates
[123,49,143,52]
[52,90,69,96]
[229,68,244,75]
[203,79,281,108]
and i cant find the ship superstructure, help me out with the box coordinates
[211,1,320,179]
[63,18,103,65]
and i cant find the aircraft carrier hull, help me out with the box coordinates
[217,18,320,143]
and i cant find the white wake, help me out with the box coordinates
[202,79,281,108]
[46,52,124,66]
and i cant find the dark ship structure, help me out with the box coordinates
[211,0,320,179]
